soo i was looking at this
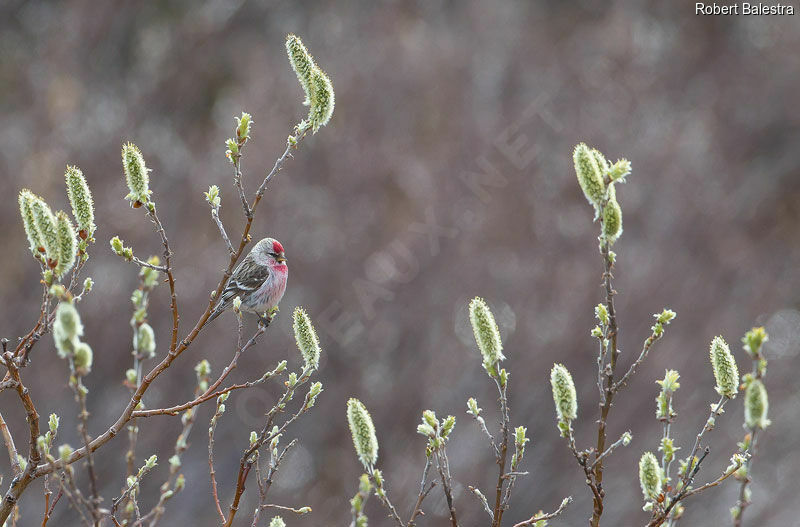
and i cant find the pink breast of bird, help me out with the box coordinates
[242,265,288,314]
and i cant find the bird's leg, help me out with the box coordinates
[258,307,278,329]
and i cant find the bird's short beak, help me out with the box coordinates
[276,252,287,263]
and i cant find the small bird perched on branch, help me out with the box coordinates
[208,237,288,324]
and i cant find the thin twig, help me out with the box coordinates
[408,456,435,527]
[513,496,573,527]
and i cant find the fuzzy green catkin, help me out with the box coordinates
[591,148,609,176]
[54,211,77,277]
[286,34,316,105]
[65,166,95,237]
[347,398,379,468]
[30,196,59,264]
[73,342,93,376]
[469,297,505,370]
[602,184,623,244]
[19,190,44,255]
[135,323,156,358]
[53,302,83,357]
[122,142,151,205]
[550,363,578,421]
[293,307,321,370]
[573,143,606,212]
[638,451,662,500]
[744,379,769,429]
[709,336,739,398]
[308,66,335,132]
[269,517,286,527]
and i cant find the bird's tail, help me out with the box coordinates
[207,305,223,323]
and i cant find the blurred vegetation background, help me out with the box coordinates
[1,1,799,525]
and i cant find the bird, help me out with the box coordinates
[208,237,288,325]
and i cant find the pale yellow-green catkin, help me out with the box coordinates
[54,211,77,278]
[19,189,43,255]
[744,379,769,429]
[602,184,623,244]
[65,166,95,237]
[638,451,662,500]
[30,196,59,265]
[293,307,321,370]
[469,297,505,370]
[286,34,316,105]
[308,66,335,132]
[550,363,578,421]
[709,336,739,398]
[347,398,379,468]
[122,142,151,205]
[573,143,606,212]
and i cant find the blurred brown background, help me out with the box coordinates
[2,0,800,525]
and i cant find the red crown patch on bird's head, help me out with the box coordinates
[272,240,284,254]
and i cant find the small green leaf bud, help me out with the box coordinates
[744,379,770,429]
[659,437,678,463]
[145,454,158,469]
[515,426,530,448]
[550,363,578,422]
[656,369,681,393]
[54,211,77,277]
[417,423,435,437]
[65,166,95,238]
[347,398,379,468]
[573,143,606,213]
[609,158,632,182]
[49,413,59,435]
[83,277,93,292]
[293,307,321,370]
[423,410,438,429]
[466,397,481,417]
[621,431,633,446]
[249,431,258,445]
[591,326,603,338]
[121,142,151,206]
[441,415,456,438]
[110,236,124,255]
[204,185,221,208]
[742,327,768,358]
[469,297,505,373]
[224,138,238,162]
[709,336,739,398]
[638,451,662,501]
[125,369,138,384]
[595,303,609,325]
[235,112,253,141]
[134,323,156,358]
[175,474,185,491]
[269,517,286,527]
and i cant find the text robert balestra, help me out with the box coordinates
[696,3,795,15]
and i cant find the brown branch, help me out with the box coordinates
[222,366,314,527]
[591,238,618,527]
[407,455,435,527]
[208,399,227,524]
[492,378,509,527]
